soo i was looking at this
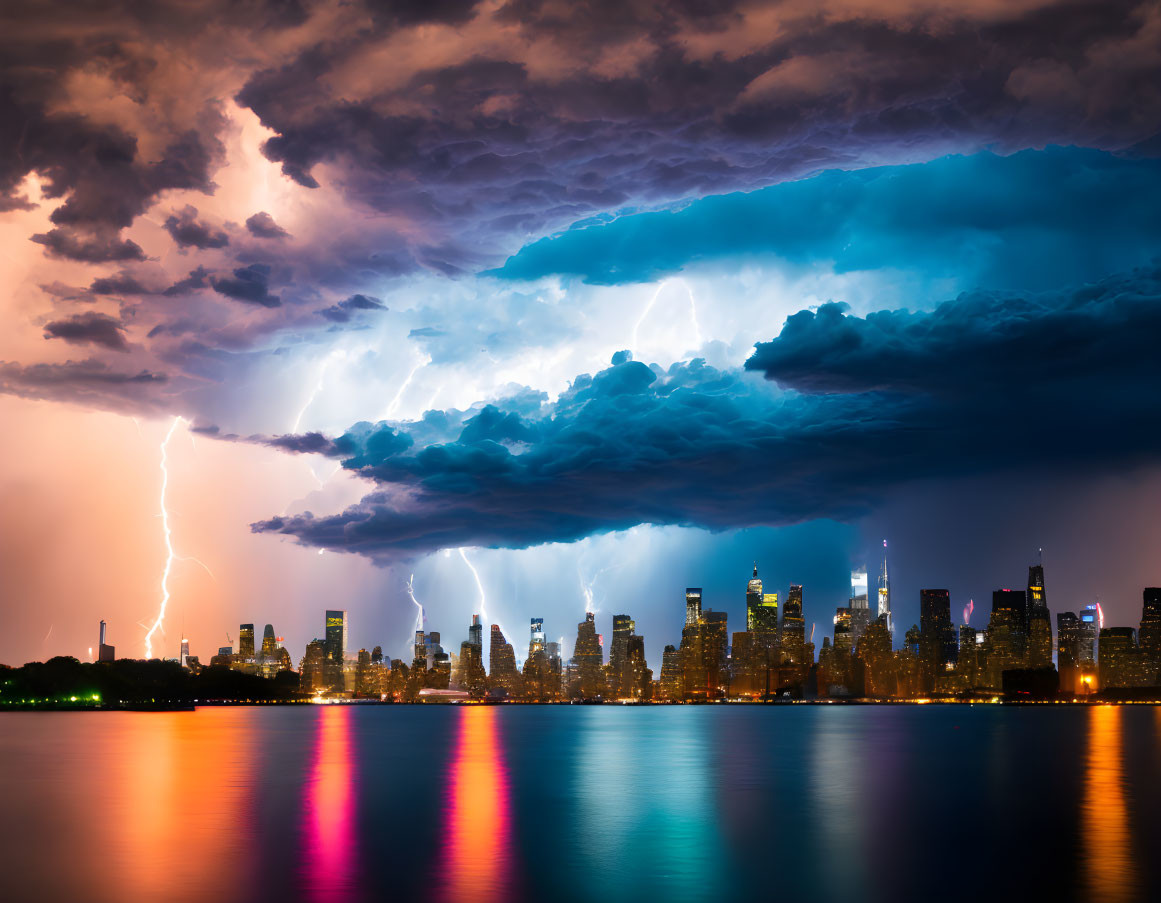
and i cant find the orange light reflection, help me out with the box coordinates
[438,706,514,903]
[1082,706,1137,902]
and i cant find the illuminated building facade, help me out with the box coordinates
[780,584,807,682]
[528,618,545,659]
[1098,628,1153,689]
[238,623,255,660]
[850,567,871,648]
[488,624,521,696]
[1026,564,1053,669]
[572,612,604,699]
[610,614,634,692]
[97,620,115,662]
[685,588,702,627]
[877,542,893,637]
[986,589,1027,685]
[659,645,682,700]
[324,610,348,693]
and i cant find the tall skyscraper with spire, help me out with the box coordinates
[1026,553,1053,669]
[877,541,893,637]
[746,564,778,633]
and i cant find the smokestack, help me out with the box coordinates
[99,620,106,646]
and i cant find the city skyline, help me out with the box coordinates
[46,554,1158,705]
[3,0,1161,693]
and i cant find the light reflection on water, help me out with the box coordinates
[0,705,1159,903]
[438,705,514,903]
[1083,705,1138,903]
[303,705,356,902]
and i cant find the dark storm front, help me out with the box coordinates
[2,706,1160,903]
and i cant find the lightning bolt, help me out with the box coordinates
[144,416,184,660]
[1096,602,1105,629]
[381,352,430,421]
[458,547,519,667]
[630,278,704,353]
[963,599,974,626]
[406,572,425,655]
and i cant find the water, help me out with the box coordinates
[2,704,1159,903]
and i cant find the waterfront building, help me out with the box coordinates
[1140,588,1161,666]
[489,624,521,696]
[985,589,1027,685]
[324,610,347,693]
[1057,612,1081,693]
[850,567,871,648]
[610,614,634,692]
[659,645,682,700]
[573,612,604,699]
[300,639,327,693]
[780,584,808,684]
[746,566,779,634]
[625,635,651,700]
[918,589,957,693]
[528,618,546,659]
[1098,627,1155,689]
[1026,563,1053,669]
[859,615,895,696]
[1078,604,1098,664]
[238,623,255,661]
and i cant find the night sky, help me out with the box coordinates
[2,0,1160,668]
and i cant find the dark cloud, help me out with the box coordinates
[317,293,386,323]
[234,1,1161,271]
[0,359,167,413]
[163,206,229,249]
[89,272,150,295]
[210,264,281,307]
[30,230,146,263]
[162,266,211,296]
[494,148,1161,289]
[42,312,129,351]
[254,264,1161,560]
[245,211,290,239]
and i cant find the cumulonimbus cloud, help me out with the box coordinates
[252,263,1161,561]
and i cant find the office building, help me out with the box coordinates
[877,541,893,637]
[1140,588,1161,665]
[918,589,956,692]
[238,623,255,660]
[1026,563,1053,669]
[685,588,702,627]
[528,617,545,659]
[573,612,604,699]
[324,610,347,693]
[489,624,521,695]
[850,567,871,648]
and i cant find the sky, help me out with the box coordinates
[2,0,1160,669]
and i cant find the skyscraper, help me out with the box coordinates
[98,620,115,662]
[1057,612,1081,693]
[985,590,1026,686]
[528,617,545,659]
[180,637,190,668]
[488,624,520,695]
[919,589,957,692]
[877,541,893,637]
[685,588,702,627]
[850,567,871,647]
[1026,561,1052,669]
[572,612,604,699]
[469,613,483,650]
[746,565,779,632]
[1078,604,1098,664]
[781,584,807,675]
[239,623,255,659]
[610,614,634,690]
[261,624,278,658]
[324,610,347,693]
[1140,588,1161,666]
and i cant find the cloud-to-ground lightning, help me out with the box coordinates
[144,416,185,660]
[405,572,425,656]
[458,547,520,667]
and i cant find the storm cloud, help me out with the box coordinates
[253,263,1161,561]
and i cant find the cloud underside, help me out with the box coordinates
[253,264,1161,561]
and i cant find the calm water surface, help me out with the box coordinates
[2,705,1160,903]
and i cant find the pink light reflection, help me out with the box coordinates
[304,705,356,902]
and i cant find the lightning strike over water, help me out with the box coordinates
[459,548,518,666]
[144,416,185,660]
